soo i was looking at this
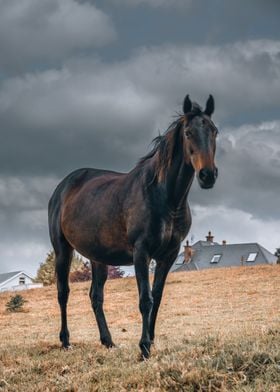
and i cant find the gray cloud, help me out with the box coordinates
[189,120,280,221]
[105,0,190,7]
[0,176,58,211]
[0,0,116,74]
[0,239,49,276]
[1,40,280,178]
[0,176,56,274]
[189,205,280,252]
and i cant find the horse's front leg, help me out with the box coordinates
[149,256,177,344]
[133,243,153,359]
[90,261,115,348]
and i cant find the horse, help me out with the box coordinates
[48,94,218,359]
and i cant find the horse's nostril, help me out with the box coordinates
[199,169,208,182]
[214,167,218,178]
[199,168,215,185]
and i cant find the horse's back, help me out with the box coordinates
[49,168,124,208]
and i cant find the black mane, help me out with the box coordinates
[138,116,183,166]
[138,102,203,170]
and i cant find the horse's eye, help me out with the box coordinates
[185,129,192,138]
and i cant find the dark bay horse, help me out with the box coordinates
[48,94,218,358]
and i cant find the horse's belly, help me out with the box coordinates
[82,246,134,266]
[63,219,133,265]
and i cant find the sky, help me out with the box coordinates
[0,0,279,276]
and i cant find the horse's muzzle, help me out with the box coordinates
[198,167,218,189]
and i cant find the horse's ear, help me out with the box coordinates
[204,94,215,116]
[183,95,192,114]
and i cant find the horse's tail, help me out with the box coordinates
[48,178,69,255]
[48,168,90,254]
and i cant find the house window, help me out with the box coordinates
[210,254,221,263]
[246,252,257,262]
[19,276,25,285]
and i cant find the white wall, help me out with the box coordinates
[0,272,43,292]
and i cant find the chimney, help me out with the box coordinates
[206,231,214,243]
[184,240,193,263]
[222,240,227,245]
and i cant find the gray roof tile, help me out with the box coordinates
[174,242,277,272]
[0,271,22,285]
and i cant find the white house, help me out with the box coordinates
[0,271,43,292]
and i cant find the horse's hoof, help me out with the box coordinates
[62,344,73,351]
[139,352,150,361]
[106,342,116,349]
[139,342,151,360]
[101,338,115,349]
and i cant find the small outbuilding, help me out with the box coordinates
[0,271,43,292]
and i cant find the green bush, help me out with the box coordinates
[5,294,27,312]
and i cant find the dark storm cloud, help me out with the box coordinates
[105,0,189,6]
[95,0,280,64]
[0,61,160,175]
[1,40,280,177]
[0,0,116,74]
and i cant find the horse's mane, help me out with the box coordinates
[136,103,203,183]
[136,115,184,182]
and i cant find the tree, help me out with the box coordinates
[70,262,92,282]
[34,251,56,286]
[108,265,125,279]
[35,251,85,286]
[6,294,27,312]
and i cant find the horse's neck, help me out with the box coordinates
[133,123,195,209]
[163,152,194,209]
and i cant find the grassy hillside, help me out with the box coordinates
[0,265,279,391]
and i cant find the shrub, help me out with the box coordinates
[70,264,124,282]
[108,265,125,279]
[6,294,27,312]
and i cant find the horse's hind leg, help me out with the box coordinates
[54,238,73,348]
[89,261,115,348]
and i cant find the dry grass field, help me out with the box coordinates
[0,264,280,391]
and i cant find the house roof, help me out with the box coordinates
[258,244,278,264]
[192,240,219,248]
[174,242,277,272]
[0,271,32,286]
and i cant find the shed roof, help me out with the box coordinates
[0,271,32,286]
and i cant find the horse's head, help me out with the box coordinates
[182,94,218,189]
